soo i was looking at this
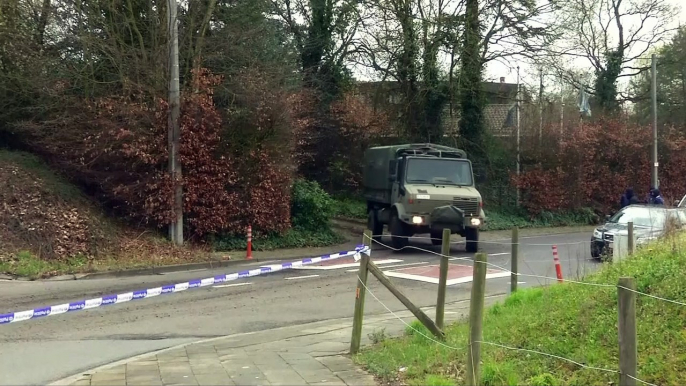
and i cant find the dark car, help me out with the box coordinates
[591,205,685,259]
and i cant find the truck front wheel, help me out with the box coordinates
[465,227,479,253]
[367,209,383,243]
[390,214,409,250]
[430,230,443,246]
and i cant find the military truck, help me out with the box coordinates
[363,143,485,252]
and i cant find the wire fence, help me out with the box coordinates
[355,229,686,386]
[363,232,686,304]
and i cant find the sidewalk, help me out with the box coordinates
[58,296,503,386]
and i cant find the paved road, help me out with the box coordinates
[0,229,597,385]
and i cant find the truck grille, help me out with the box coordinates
[604,233,614,242]
[452,197,479,216]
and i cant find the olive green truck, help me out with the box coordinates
[363,143,485,252]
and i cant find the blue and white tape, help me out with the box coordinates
[0,245,371,325]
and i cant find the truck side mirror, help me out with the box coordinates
[605,215,611,221]
[674,200,680,207]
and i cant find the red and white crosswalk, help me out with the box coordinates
[382,263,509,285]
[290,256,403,270]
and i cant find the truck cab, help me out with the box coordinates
[363,143,485,252]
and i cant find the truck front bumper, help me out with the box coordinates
[403,205,483,232]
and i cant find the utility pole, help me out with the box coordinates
[560,80,564,136]
[651,54,659,189]
[538,68,543,144]
[560,102,564,135]
[167,0,183,246]
[516,66,521,207]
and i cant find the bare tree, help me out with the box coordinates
[544,0,677,109]
[270,0,365,96]
[349,0,556,142]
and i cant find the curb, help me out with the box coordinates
[74,259,247,281]
[52,253,338,281]
[331,218,366,233]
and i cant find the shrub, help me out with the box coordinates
[212,227,344,251]
[291,179,334,231]
[512,119,686,214]
[15,68,293,239]
[292,89,390,193]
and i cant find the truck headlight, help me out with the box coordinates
[593,229,602,239]
[470,218,481,226]
[412,216,423,224]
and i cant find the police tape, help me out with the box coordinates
[0,245,371,325]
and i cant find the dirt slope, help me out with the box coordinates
[0,150,206,277]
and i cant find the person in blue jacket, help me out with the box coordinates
[620,188,640,208]
[649,188,665,205]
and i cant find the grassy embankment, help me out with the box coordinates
[356,235,686,385]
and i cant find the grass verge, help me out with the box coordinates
[0,238,216,280]
[212,227,346,252]
[355,235,686,385]
[0,251,89,278]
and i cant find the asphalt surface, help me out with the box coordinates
[0,230,598,385]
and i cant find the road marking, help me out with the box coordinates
[383,268,510,285]
[284,275,320,280]
[346,261,428,272]
[296,259,402,270]
[518,281,527,284]
[213,282,252,288]
[449,252,509,261]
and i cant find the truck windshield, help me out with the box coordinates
[405,158,473,186]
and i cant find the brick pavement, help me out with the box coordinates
[62,297,503,386]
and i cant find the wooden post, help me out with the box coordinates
[466,253,488,386]
[628,222,634,255]
[367,262,445,339]
[511,227,519,293]
[618,277,637,386]
[436,228,451,330]
[350,230,372,354]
